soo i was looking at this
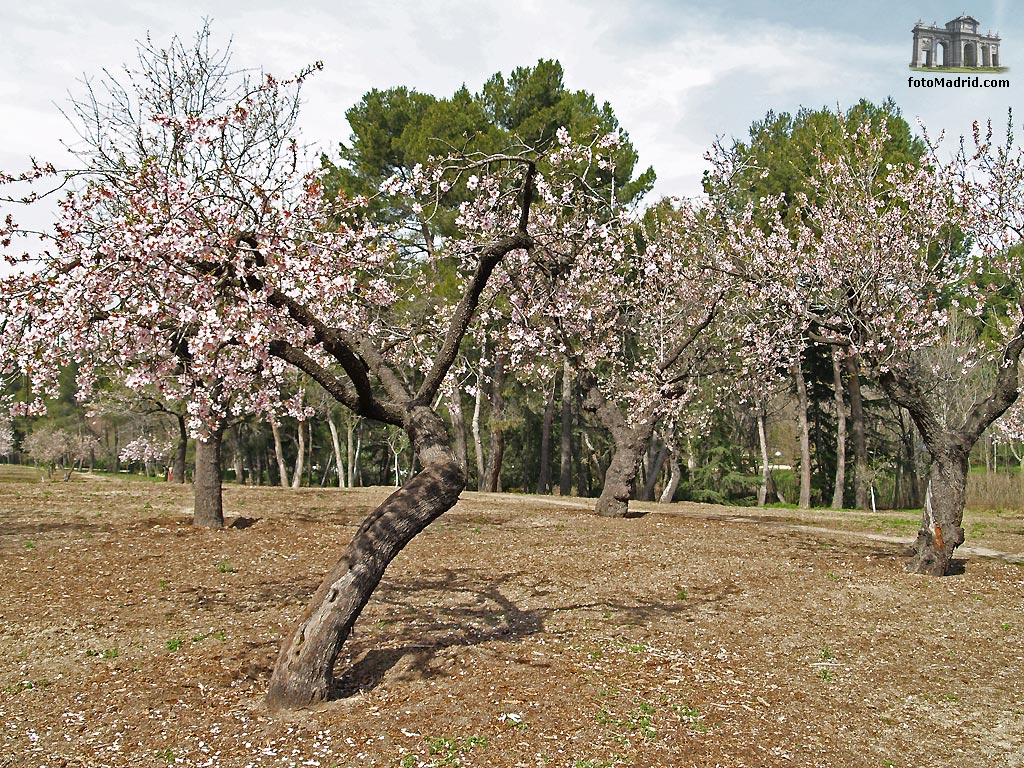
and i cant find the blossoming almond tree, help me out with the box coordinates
[1,29,618,708]
[503,183,731,517]
[728,115,1024,575]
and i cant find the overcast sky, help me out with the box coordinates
[1,0,1019,204]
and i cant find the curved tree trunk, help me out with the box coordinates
[659,451,681,504]
[266,406,463,710]
[908,449,968,575]
[193,430,224,528]
[271,420,289,489]
[291,420,306,488]
[583,379,656,518]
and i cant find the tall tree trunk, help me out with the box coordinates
[193,430,224,528]
[483,353,506,492]
[583,379,656,518]
[271,420,289,489]
[831,351,847,509]
[266,406,464,710]
[846,354,870,509]
[348,421,358,488]
[447,387,468,474]
[328,416,345,488]
[173,414,187,484]
[641,436,668,502]
[291,420,306,488]
[793,358,812,509]
[535,376,556,494]
[559,361,573,496]
[757,403,771,507]
[659,450,681,504]
[472,367,486,491]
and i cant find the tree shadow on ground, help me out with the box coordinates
[328,566,725,700]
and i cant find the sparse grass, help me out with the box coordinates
[217,560,235,573]
[165,637,184,652]
[423,735,488,766]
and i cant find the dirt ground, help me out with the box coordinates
[0,469,1022,768]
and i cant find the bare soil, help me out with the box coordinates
[1,469,1023,768]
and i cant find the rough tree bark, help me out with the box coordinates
[192,429,224,528]
[266,407,463,708]
[259,166,537,708]
[880,321,1024,575]
[582,378,656,517]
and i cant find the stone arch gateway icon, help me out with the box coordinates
[911,15,1002,69]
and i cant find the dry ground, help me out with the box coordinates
[1,469,1023,768]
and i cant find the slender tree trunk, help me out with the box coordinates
[793,359,812,508]
[266,406,464,710]
[846,354,870,509]
[173,414,187,484]
[328,416,345,488]
[757,403,771,507]
[472,368,486,491]
[535,376,556,494]
[831,351,847,509]
[583,379,656,517]
[642,436,668,502]
[447,387,468,474]
[659,450,681,504]
[292,420,306,488]
[193,430,224,528]
[559,361,573,496]
[483,353,506,492]
[271,421,289,489]
[348,422,358,488]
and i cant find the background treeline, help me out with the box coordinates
[3,59,1022,511]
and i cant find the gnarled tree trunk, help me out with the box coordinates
[909,448,968,576]
[193,430,224,528]
[266,406,463,709]
[583,379,656,518]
